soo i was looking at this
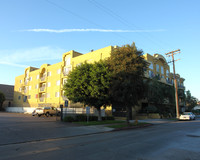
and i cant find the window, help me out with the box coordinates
[36,75,39,80]
[29,77,32,81]
[47,72,51,77]
[149,62,153,70]
[20,80,22,84]
[66,57,71,66]
[55,92,60,97]
[156,64,159,73]
[56,80,60,86]
[166,70,169,77]
[29,86,31,90]
[35,84,38,89]
[19,88,22,92]
[57,69,61,74]
[23,96,27,102]
[46,93,50,98]
[28,95,31,99]
[149,70,154,78]
[18,96,21,100]
[47,82,51,87]
[35,94,38,98]
[161,66,164,74]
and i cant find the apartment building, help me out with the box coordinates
[13,45,185,109]
[13,46,113,108]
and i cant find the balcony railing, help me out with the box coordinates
[178,85,185,89]
[40,76,46,81]
[40,87,45,92]
[39,97,44,102]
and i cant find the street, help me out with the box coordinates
[0,112,200,160]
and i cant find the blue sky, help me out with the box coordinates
[0,0,199,100]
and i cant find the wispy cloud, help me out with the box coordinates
[21,28,166,33]
[0,46,65,68]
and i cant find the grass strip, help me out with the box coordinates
[73,120,124,126]
[108,122,150,129]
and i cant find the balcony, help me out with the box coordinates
[166,79,173,85]
[39,97,44,102]
[39,87,46,92]
[40,76,46,82]
[178,85,185,90]
[63,67,71,76]
[63,71,68,76]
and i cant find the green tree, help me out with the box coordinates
[0,92,5,111]
[185,90,197,111]
[64,60,111,121]
[108,43,147,123]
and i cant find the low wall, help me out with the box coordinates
[5,107,36,114]
[136,113,161,120]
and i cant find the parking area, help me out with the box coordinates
[0,112,76,145]
[0,112,111,146]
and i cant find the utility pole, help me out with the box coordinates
[165,49,181,119]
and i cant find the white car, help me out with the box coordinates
[179,112,195,120]
[32,107,44,117]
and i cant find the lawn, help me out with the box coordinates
[73,120,151,130]
[108,122,150,129]
[73,120,124,126]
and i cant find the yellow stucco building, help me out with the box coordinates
[13,45,185,110]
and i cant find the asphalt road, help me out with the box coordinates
[1,112,200,160]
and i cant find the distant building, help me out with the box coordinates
[0,84,14,108]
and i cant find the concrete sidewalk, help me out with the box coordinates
[137,118,177,124]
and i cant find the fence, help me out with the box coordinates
[62,107,105,118]
[5,107,35,114]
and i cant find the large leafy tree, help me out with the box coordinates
[64,60,111,121]
[108,43,147,123]
[0,92,5,111]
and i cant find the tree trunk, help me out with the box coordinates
[97,108,102,121]
[126,106,130,124]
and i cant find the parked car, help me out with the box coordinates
[179,112,196,120]
[32,107,61,117]
[43,107,60,117]
[32,107,44,117]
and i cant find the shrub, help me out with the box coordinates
[76,115,87,121]
[64,115,115,122]
[146,106,157,113]
[63,116,75,122]
[102,116,115,120]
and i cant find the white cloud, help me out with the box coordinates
[21,28,166,33]
[0,61,28,68]
[0,46,65,67]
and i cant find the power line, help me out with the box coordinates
[45,0,132,42]
[88,0,175,52]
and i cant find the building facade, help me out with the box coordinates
[13,45,185,111]
[13,46,114,108]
